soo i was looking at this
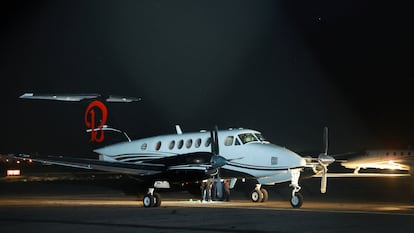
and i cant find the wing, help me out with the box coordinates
[20,155,165,176]
[313,173,411,178]
[13,152,216,176]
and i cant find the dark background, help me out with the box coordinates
[1,0,413,156]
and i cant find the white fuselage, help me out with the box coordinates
[94,128,306,184]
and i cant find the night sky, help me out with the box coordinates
[1,0,413,156]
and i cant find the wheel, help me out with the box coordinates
[143,193,154,208]
[153,192,162,207]
[260,188,268,202]
[250,189,263,202]
[290,192,303,208]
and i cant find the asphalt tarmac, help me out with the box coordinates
[0,178,413,233]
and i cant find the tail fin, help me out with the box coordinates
[19,93,140,147]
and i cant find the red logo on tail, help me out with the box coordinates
[84,100,108,142]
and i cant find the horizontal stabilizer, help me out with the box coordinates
[20,93,100,101]
[106,95,141,103]
[20,93,141,103]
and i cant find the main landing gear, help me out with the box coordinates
[142,188,162,208]
[250,184,269,203]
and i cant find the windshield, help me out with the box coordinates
[255,133,267,142]
[238,133,258,144]
[238,133,268,144]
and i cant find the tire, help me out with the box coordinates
[250,189,263,202]
[143,194,154,208]
[290,192,303,208]
[153,192,162,207]
[260,188,269,202]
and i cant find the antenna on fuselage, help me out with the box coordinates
[86,125,132,142]
[175,125,183,135]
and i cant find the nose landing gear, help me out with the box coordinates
[289,168,303,208]
[290,191,303,208]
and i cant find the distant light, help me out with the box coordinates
[7,170,21,176]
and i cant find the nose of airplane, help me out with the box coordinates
[295,151,307,167]
[273,146,307,168]
[299,156,307,167]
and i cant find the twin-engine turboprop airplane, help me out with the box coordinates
[16,93,334,208]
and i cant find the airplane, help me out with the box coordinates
[340,149,414,175]
[14,93,335,208]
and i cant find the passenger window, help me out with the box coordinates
[155,141,161,151]
[178,139,184,149]
[141,143,147,150]
[186,139,193,148]
[195,138,202,148]
[169,140,175,150]
[205,137,211,147]
[224,136,234,146]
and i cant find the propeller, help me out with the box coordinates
[208,125,226,199]
[317,127,335,193]
[206,126,243,199]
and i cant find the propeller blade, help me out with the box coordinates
[323,126,328,155]
[318,127,334,193]
[215,173,223,199]
[320,166,328,193]
[208,125,224,199]
[210,126,219,155]
[214,126,219,155]
[209,125,224,167]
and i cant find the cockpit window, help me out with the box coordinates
[238,133,258,144]
[255,133,267,142]
[238,133,267,144]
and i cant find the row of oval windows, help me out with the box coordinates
[141,138,212,151]
[140,136,237,151]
